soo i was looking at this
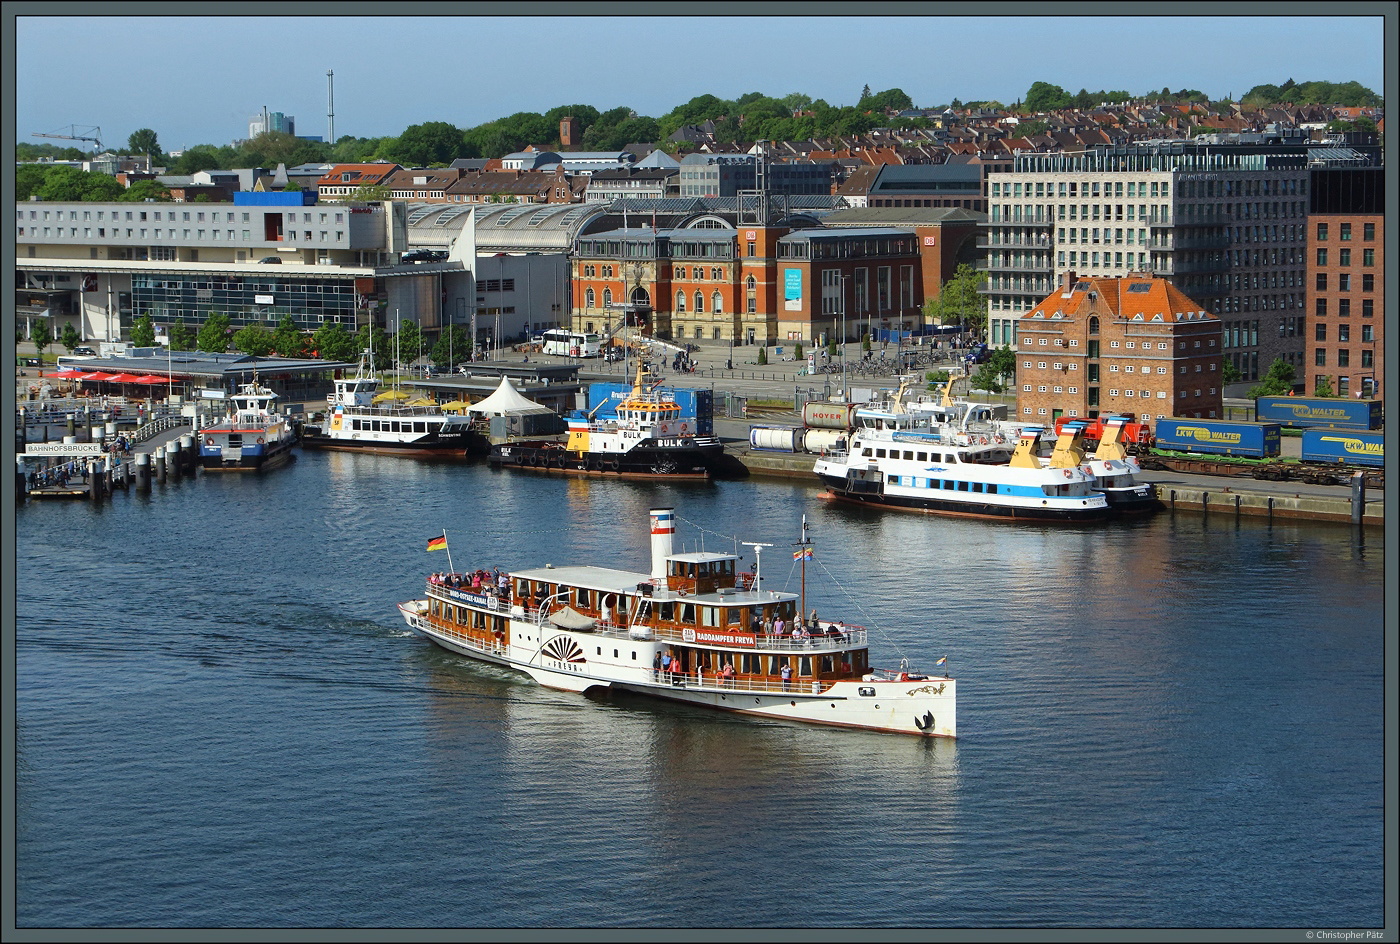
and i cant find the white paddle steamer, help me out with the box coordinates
[397,508,955,738]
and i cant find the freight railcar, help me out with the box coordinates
[1255,396,1382,430]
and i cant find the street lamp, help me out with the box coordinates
[840,274,850,399]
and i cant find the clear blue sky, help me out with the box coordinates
[14,12,1387,153]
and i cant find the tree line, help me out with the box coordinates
[17,78,1379,187]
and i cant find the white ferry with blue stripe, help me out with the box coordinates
[812,396,1109,522]
[397,508,955,738]
[197,380,297,472]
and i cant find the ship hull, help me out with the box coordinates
[489,439,723,479]
[817,473,1111,522]
[399,601,954,738]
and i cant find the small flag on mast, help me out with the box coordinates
[935,656,947,667]
[793,547,812,561]
[427,534,448,552]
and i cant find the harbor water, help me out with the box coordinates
[14,453,1385,929]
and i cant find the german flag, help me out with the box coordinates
[426,534,448,552]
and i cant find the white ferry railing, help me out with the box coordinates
[423,584,867,651]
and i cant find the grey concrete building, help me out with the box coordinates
[983,146,1312,382]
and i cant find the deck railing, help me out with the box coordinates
[424,583,867,651]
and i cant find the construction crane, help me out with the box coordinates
[32,125,103,153]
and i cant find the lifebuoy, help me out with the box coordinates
[978,436,987,445]
[204,437,214,446]
[680,422,689,434]
[1062,470,1072,479]
[256,437,264,444]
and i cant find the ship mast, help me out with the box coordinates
[793,515,812,624]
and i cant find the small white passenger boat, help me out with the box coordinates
[812,385,1109,522]
[397,508,955,738]
[197,379,297,472]
[300,358,476,458]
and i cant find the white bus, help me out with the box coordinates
[539,329,603,357]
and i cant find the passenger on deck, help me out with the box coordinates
[772,615,786,637]
[721,660,736,687]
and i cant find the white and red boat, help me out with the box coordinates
[398,508,956,738]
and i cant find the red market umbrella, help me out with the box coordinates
[47,369,87,378]
[131,375,174,384]
[105,373,143,383]
[81,371,116,381]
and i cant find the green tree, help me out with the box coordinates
[127,128,161,166]
[15,164,50,201]
[756,346,768,366]
[922,263,988,338]
[432,324,471,370]
[271,315,306,357]
[390,121,466,166]
[1023,81,1072,112]
[117,179,172,202]
[1247,357,1296,398]
[168,321,197,352]
[1313,374,1335,397]
[794,341,804,361]
[232,324,275,356]
[129,313,157,347]
[60,322,82,353]
[356,325,393,370]
[986,345,1016,388]
[311,322,360,362]
[32,318,51,358]
[339,183,390,202]
[969,362,1004,394]
[36,166,124,201]
[1222,357,1242,386]
[196,312,232,353]
[394,319,422,369]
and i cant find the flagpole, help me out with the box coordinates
[443,529,454,575]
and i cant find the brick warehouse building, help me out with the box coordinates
[1014,272,1223,424]
[1306,167,1383,400]
[570,222,927,347]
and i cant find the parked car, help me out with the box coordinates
[73,347,97,357]
[257,256,282,264]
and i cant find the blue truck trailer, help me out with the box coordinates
[1299,428,1384,468]
[1255,396,1382,430]
[1154,419,1282,458]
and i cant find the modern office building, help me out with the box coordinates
[1305,167,1383,400]
[1015,272,1223,423]
[14,194,478,344]
[984,146,1311,383]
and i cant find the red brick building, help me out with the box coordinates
[1306,168,1382,400]
[1015,272,1223,424]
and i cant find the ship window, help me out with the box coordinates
[799,656,811,676]
[887,474,898,484]
[876,449,887,458]
[658,601,674,620]
[701,606,718,627]
[352,419,362,430]
[917,452,928,461]
[726,607,740,625]
[972,482,983,492]
[371,421,381,431]
[680,603,695,624]
[987,484,998,494]
[903,450,913,460]
[958,481,969,491]
[862,448,873,457]
[414,422,426,433]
